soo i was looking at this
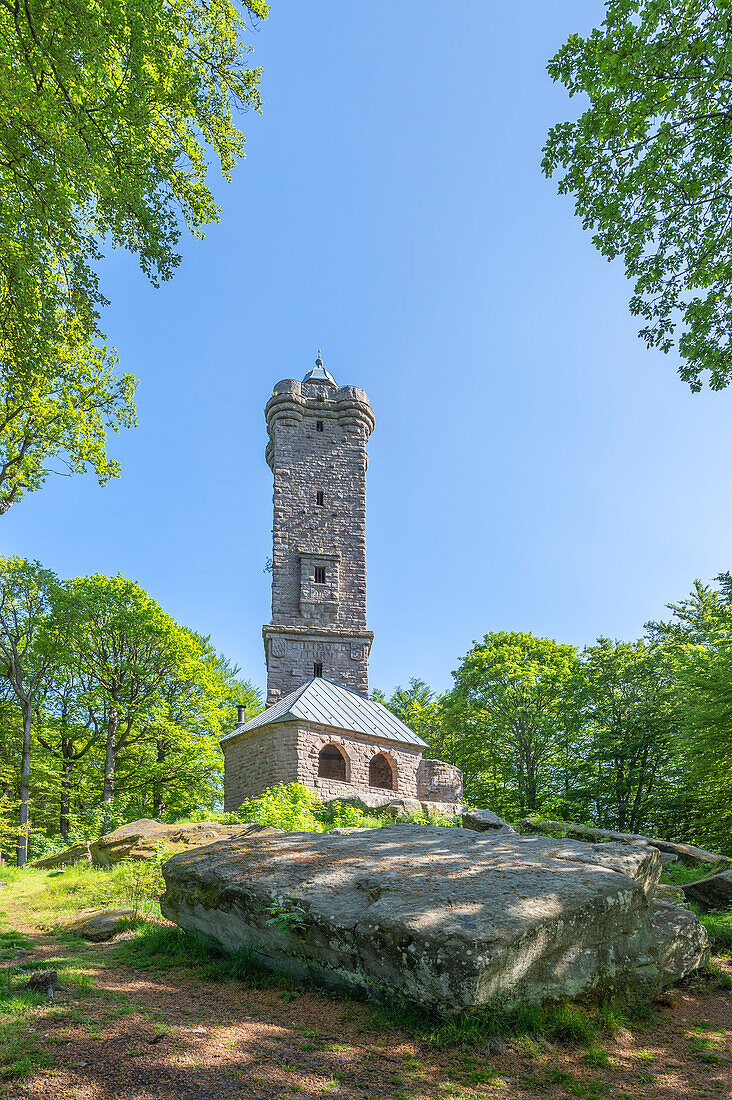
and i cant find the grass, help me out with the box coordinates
[369,995,626,1050]
[109,920,655,1059]
[0,845,729,1091]
[0,930,32,959]
[697,908,732,955]
[0,859,164,930]
[656,862,708,888]
[0,980,52,1080]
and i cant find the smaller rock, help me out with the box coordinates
[383,798,423,817]
[69,908,136,942]
[652,902,710,985]
[682,869,732,911]
[420,800,464,818]
[28,970,60,997]
[462,809,515,833]
[660,852,679,866]
[322,791,392,812]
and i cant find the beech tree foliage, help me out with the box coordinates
[0,560,261,857]
[0,0,268,510]
[377,574,732,854]
[544,0,732,389]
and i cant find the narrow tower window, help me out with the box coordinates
[314,566,326,584]
[316,420,324,432]
[316,490,324,506]
[313,662,323,678]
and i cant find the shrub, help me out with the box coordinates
[224,784,323,831]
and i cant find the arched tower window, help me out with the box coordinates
[318,744,348,782]
[369,752,396,791]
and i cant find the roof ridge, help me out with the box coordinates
[221,675,427,749]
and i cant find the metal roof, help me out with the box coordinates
[221,677,427,748]
[302,364,337,386]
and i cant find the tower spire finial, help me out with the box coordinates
[315,349,323,367]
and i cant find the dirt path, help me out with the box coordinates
[2,892,731,1100]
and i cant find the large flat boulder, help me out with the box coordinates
[520,818,732,870]
[652,902,710,985]
[682,870,732,911]
[160,825,684,1014]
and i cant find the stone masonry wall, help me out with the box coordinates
[222,724,300,811]
[222,720,424,809]
[297,724,423,799]
[416,758,464,803]
[262,627,373,699]
[263,377,375,704]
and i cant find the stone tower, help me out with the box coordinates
[262,354,375,705]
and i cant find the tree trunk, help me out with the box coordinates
[17,700,32,867]
[152,737,166,819]
[103,708,118,831]
[60,755,72,842]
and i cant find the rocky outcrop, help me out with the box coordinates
[68,909,136,942]
[31,841,92,870]
[322,792,463,818]
[160,824,706,1013]
[654,883,687,906]
[682,870,732,911]
[520,818,732,870]
[30,819,279,871]
[652,902,709,984]
[462,809,515,833]
[90,820,256,866]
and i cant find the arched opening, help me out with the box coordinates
[369,752,396,791]
[318,743,348,782]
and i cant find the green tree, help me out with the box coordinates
[668,634,732,852]
[59,574,189,829]
[647,572,732,851]
[441,632,580,815]
[0,341,136,514]
[0,557,65,864]
[34,665,98,842]
[544,0,732,389]
[0,0,267,510]
[373,679,442,743]
[123,633,262,819]
[580,638,673,833]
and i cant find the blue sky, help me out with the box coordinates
[4,0,732,697]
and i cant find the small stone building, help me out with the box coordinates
[222,355,462,809]
[222,676,461,806]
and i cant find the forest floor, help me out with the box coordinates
[0,870,730,1100]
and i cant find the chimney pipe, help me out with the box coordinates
[236,704,247,725]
